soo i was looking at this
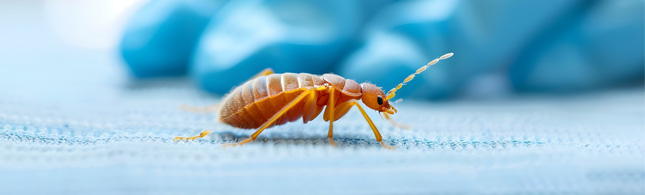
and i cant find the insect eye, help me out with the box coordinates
[377,96,383,105]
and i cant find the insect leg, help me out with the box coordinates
[330,101,354,122]
[301,88,319,123]
[322,87,338,146]
[174,130,211,142]
[350,102,395,149]
[382,112,411,129]
[223,89,315,147]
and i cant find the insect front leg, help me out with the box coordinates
[326,101,394,149]
[350,102,395,149]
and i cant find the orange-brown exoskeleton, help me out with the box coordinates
[175,53,454,148]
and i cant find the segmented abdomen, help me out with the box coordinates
[218,73,319,129]
[218,73,362,129]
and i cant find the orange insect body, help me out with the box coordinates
[175,53,454,148]
[219,73,372,129]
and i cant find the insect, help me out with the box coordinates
[175,53,454,148]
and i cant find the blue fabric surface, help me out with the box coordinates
[1,53,644,193]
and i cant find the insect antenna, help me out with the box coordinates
[385,52,454,100]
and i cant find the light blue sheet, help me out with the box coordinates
[0,54,643,193]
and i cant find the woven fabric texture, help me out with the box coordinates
[1,65,643,194]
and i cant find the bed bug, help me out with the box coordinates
[175,53,454,148]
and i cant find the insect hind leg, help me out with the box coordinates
[174,130,211,141]
[223,89,315,148]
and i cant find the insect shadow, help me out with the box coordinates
[206,131,547,150]
[209,131,388,148]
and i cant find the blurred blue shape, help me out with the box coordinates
[340,0,463,100]
[510,0,645,93]
[120,0,224,78]
[341,0,644,99]
[191,0,363,94]
[120,0,644,98]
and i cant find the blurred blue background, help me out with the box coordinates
[121,0,643,99]
[0,1,644,194]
